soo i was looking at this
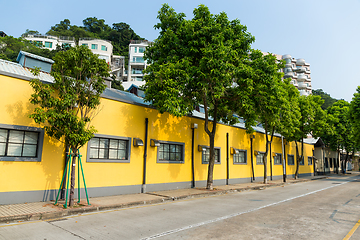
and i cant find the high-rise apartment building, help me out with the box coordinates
[274,54,312,96]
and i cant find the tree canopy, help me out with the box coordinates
[312,89,338,110]
[238,50,297,183]
[350,87,360,153]
[0,35,58,62]
[45,18,143,57]
[144,4,256,189]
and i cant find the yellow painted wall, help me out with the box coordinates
[0,75,64,193]
[0,73,315,197]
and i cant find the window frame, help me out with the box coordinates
[233,149,247,165]
[325,157,328,168]
[201,146,221,164]
[101,45,107,51]
[287,154,295,165]
[273,153,282,165]
[91,44,98,50]
[256,151,265,165]
[156,140,185,164]
[329,158,333,168]
[86,134,131,163]
[0,123,44,162]
[308,156,312,165]
[44,41,52,48]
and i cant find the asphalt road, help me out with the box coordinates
[1,174,360,240]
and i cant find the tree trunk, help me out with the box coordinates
[69,148,77,207]
[204,98,218,190]
[206,133,215,190]
[263,128,270,184]
[263,145,268,184]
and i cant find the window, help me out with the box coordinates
[132,68,143,74]
[274,153,282,165]
[35,41,43,47]
[139,47,145,53]
[87,134,131,163]
[132,57,144,63]
[134,47,137,53]
[308,156,312,165]
[82,43,88,47]
[44,41,52,48]
[300,156,304,165]
[233,149,247,164]
[256,152,265,164]
[288,154,295,165]
[157,141,185,163]
[91,44,98,50]
[0,124,44,162]
[325,157,328,168]
[202,147,220,164]
[62,43,71,48]
[101,45,107,51]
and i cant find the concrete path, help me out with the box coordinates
[0,174,340,224]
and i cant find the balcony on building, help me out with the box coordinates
[290,80,298,87]
[296,58,306,66]
[298,82,307,89]
[284,71,293,79]
[299,89,309,96]
[294,66,306,73]
[297,73,306,82]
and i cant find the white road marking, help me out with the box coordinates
[143,180,350,240]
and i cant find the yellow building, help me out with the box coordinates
[0,56,316,204]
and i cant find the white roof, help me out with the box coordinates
[0,58,54,83]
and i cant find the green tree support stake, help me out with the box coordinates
[78,150,90,205]
[63,150,73,209]
[54,151,71,205]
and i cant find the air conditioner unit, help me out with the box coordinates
[230,147,239,155]
[150,139,160,147]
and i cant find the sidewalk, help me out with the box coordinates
[0,175,331,224]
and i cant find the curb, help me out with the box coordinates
[0,176,329,224]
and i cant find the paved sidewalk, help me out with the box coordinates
[0,174,337,224]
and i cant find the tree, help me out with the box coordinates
[46,18,143,57]
[144,4,256,190]
[323,100,353,173]
[240,50,291,183]
[29,45,109,207]
[284,94,326,178]
[350,87,360,150]
[312,89,338,110]
[21,29,40,37]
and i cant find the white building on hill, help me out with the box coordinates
[125,40,151,82]
[23,35,113,65]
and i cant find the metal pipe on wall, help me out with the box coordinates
[250,136,255,182]
[142,118,148,193]
[191,127,195,188]
[282,136,286,182]
[226,133,229,185]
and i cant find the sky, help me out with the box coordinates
[1,0,359,102]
